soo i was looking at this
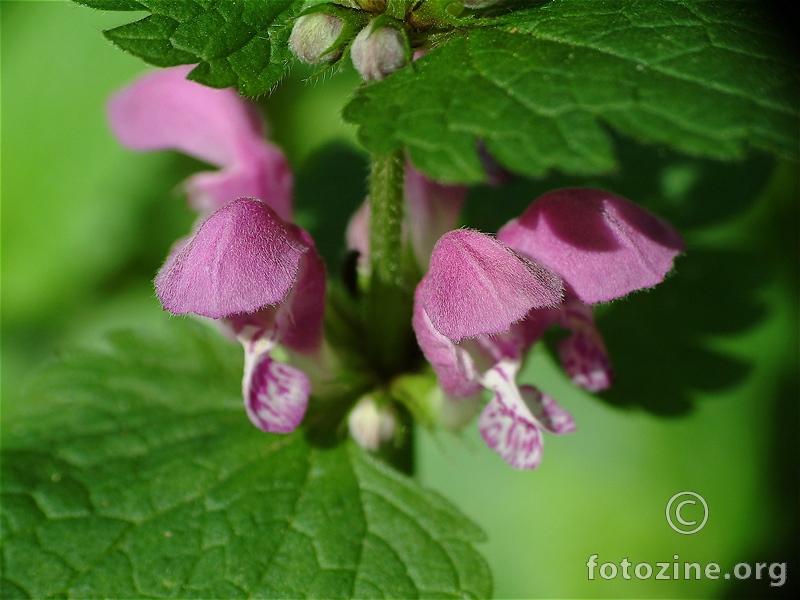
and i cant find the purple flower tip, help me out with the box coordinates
[498,188,684,304]
[420,229,563,341]
[155,198,307,319]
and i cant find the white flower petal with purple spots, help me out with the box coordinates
[479,392,544,470]
[244,353,310,434]
[520,386,576,435]
[558,330,614,393]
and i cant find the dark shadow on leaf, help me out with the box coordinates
[571,247,772,415]
[303,394,354,450]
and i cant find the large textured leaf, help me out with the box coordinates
[74,0,302,95]
[0,322,491,599]
[344,0,799,183]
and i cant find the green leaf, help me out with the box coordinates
[344,0,799,183]
[1,321,491,599]
[75,0,303,96]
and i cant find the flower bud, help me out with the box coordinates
[351,23,406,82]
[348,396,397,451]
[289,13,345,64]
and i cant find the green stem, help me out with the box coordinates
[366,149,413,376]
[369,150,405,286]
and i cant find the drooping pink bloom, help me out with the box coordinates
[414,188,683,469]
[156,198,326,434]
[413,229,569,469]
[498,187,685,392]
[108,65,293,220]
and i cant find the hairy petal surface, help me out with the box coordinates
[155,198,306,319]
[498,188,684,304]
[420,229,563,341]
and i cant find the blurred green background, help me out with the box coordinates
[2,2,797,598]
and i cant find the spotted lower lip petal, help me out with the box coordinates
[479,392,544,470]
[244,351,311,434]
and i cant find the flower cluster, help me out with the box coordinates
[411,189,684,468]
[109,66,683,470]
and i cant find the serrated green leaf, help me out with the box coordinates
[1,321,491,599]
[105,14,199,67]
[79,0,302,96]
[344,0,799,183]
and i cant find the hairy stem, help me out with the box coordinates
[366,149,413,376]
[369,150,405,285]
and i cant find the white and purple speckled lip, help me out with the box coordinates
[477,362,576,469]
[108,65,292,219]
[559,329,614,393]
[556,300,613,393]
[244,350,311,434]
[479,391,544,471]
[498,187,684,305]
[521,386,576,435]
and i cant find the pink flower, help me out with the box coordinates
[498,188,685,392]
[156,198,326,434]
[413,230,569,469]
[413,188,683,469]
[108,65,293,220]
[497,188,684,304]
[109,67,324,434]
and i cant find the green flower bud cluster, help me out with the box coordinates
[289,0,483,76]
